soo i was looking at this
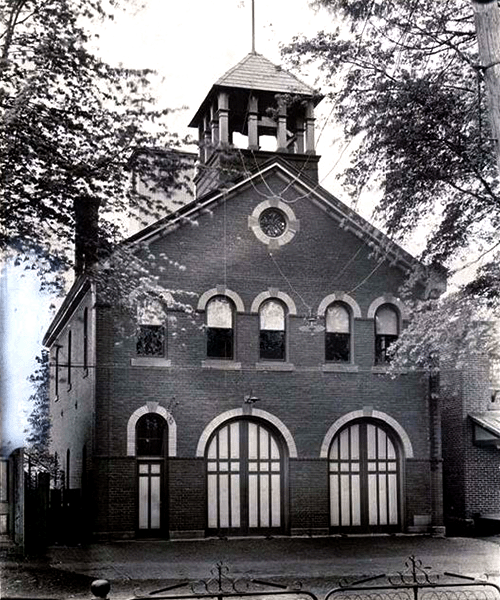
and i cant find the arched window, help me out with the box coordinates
[206,296,234,359]
[136,413,167,457]
[375,304,399,364]
[325,302,350,362]
[259,300,286,360]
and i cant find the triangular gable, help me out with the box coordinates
[127,157,422,275]
[470,411,500,448]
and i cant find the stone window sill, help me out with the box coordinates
[130,357,171,367]
[255,362,295,371]
[202,360,242,370]
[322,363,359,373]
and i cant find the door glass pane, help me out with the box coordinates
[351,474,361,526]
[259,474,270,528]
[150,475,161,529]
[139,476,148,529]
[248,423,257,459]
[230,422,240,458]
[219,474,229,528]
[330,474,339,526]
[231,474,241,527]
[260,427,269,459]
[271,474,281,527]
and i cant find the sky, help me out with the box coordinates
[3,0,345,451]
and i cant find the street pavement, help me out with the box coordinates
[1,535,500,600]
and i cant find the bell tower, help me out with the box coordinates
[189,51,322,198]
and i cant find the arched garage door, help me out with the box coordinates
[329,420,402,533]
[206,419,287,536]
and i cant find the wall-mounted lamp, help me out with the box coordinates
[244,390,260,404]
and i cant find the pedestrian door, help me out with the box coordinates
[329,420,401,532]
[136,413,168,537]
[138,461,162,532]
[206,420,286,535]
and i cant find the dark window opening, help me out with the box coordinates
[326,332,350,362]
[260,330,286,360]
[137,325,165,357]
[259,300,286,361]
[67,331,72,387]
[207,327,234,359]
[55,346,60,397]
[375,334,399,364]
[83,307,88,371]
[375,304,399,364]
[136,413,167,456]
[206,296,234,360]
[325,303,351,363]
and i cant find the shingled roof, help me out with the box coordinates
[189,53,320,128]
[215,52,316,95]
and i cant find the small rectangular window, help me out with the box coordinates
[326,332,350,362]
[67,331,72,388]
[375,335,398,364]
[83,307,88,371]
[207,327,234,359]
[260,330,285,360]
[137,325,166,357]
[55,346,60,398]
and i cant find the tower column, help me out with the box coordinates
[203,114,211,161]
[218,91,230,146]
[277,98,287,152]
[295,116,305,154]
[248,95,259,150]
[210,103,219,146]
[305,100,315,154]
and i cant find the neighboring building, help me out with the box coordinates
[44,52,450,541]
[441,358,500,533]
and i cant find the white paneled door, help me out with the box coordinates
[138,461,163,535]
[206,420,285,535]
[329,421,401,532]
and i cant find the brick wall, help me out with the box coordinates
[86,169,438,538]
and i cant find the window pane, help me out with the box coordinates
[325,332,350,362]
[137,325,165,356]
[207,328,233,358]
[207,296,233,328]
[375,305,398,335]
[326,304,349,333]
[260,330,285,360]
[375,334,398,363]
[260,300,284,331]
[136,414,166,456]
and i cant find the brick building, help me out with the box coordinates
[43,52,472,541]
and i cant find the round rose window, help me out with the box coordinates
[259,208,287,238]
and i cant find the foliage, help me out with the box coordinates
[25,350,50,451]
[283,0,500,369]
[0,0,192,292]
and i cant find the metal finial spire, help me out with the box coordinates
[251,0,256,53]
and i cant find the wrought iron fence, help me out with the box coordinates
[325,556,500,600]
[89,557,500,600]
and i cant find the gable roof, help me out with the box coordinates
[189,53,321,128]
[127,155,424,276]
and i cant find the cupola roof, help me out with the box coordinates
[189,52,321,128]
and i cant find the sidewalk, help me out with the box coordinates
[2,535,500,599]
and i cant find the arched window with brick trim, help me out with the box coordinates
[259,299,286,360]
[206,295,235,359]
[375,304,399,364]
[325,302,351,363]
